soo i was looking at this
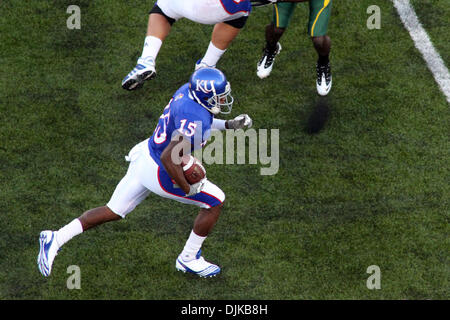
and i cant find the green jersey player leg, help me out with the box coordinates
[256,2,297,79]
[256,0,333,96]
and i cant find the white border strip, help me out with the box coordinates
[392,0,450,103]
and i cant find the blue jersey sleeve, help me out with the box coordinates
[173,109,212,151]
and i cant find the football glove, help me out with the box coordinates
[185,178,207,197]
[226,114,253,130]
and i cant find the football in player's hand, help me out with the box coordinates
[181,155,206,184]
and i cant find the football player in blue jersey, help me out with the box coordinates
[122,0,253,91]
[38,68,252,278]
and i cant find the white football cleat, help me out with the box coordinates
[256,42,281,79]
[37,231,60,277]
[195,59,215,71]
[121,56,156,91]
[316,62,332,96]
[176,250,220,278]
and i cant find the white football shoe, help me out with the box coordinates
[121,56,156,91]
[176,250,221,278]
[256,42,282,79]
[316,62,332,96]
[195,59,215,71]
[37,231,60,277]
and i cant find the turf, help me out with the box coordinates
[0,0,448,300]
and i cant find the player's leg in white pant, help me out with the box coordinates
[122,4,176,91]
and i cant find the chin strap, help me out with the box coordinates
[189,90,220,115]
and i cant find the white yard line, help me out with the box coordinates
[392,0,450,103]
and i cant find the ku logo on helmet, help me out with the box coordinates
[196,80,216,94]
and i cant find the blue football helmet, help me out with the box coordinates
[189,68,234,115]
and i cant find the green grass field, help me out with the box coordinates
[0,0,448,300]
